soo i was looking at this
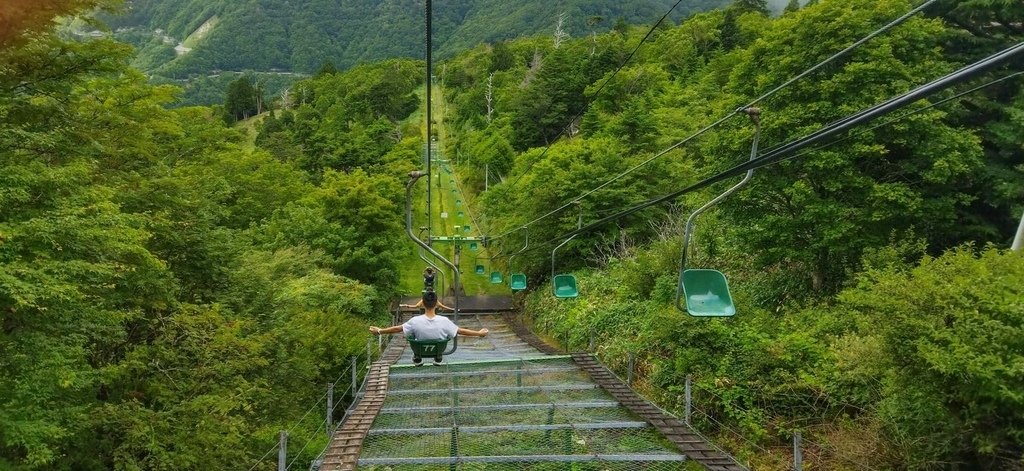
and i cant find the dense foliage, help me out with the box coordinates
[94,0,737,105]
[2,0,1022,469]
[526,245,1024,469]
[0,3,422,468]
[102,0,727,77]
[438,0,1023,467]
[444,0,1022,296]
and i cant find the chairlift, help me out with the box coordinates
[469,241,479,251]
[404,171,461,355]
[676,108,760,317]
[463,225,471,233]
[551,205,582,298]
[507,227,529,292]
[475,264,486,275]
[407,336,452,359]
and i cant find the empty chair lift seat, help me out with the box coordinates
[553,274,578,298]
[475,264,486,275]
[489,272,503,284]
[681,269,735,317]
[510,273,527,291]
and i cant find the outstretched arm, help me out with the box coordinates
[457,327,489,337]
[399,300,424,309]
[437,301,454,311]
[369,325,404,335]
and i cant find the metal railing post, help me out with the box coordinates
[350,357,358,395]
[685,375,692,426]
[326,382,334,433]
[1013,209,1023,251]
[626,353,635,387]
[278,431,287,471]
[793,431,803,471]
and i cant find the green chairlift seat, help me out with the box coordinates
[489,271,503,284]
[505,227,530,292]
[469,242,478,251]
[455,200,462,207]
[675,109,761,318]
[553,274,578,298]
[475,264,486,275]
[680,269,735,317]
[510,273,527,292]
[457,211,464,219]
[463,225,471,233]
[406,336,451,358]
[551,205,582,299]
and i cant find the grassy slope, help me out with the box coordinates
[234,112,268,150]
[397,85,507,296]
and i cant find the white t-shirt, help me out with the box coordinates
[402,314,459,341]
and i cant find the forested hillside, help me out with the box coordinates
[3,0,1024,469]
[437,0,1024,467]
[1,2,424,467]
[97,0,728,105]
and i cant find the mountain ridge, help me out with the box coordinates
[104,0,730,78]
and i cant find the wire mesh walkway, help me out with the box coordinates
[320,310,745,471]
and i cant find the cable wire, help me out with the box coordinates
[246,442,280,471]
[519,42,1024,254]
[782,69,1024,162]
[249,358,361,470]
[285,421,328,471]
[488,0,942,242]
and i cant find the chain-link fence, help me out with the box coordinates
[357,355,690,470]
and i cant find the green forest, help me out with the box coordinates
[96,0,730,105]
[2,0,1023,469]
[438,0,1024,468]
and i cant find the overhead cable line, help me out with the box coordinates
[489,0,942,242]
[493,0,687,197]
[781,69,1024,162]
[520,41,1024,253]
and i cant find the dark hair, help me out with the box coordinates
[422,291,438,309]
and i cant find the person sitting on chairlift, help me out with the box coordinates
[370,291,488,366]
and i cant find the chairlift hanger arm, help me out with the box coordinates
[406,171,459,355]
[675,109,760,315]
[552,203,584,281]
[506,226,529,271]
[519,42,1024,256]
[487,0,941,244]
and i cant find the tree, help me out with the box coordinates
[316,60,339,77]
[719,9,742,51]
[488,41,515,72]
[613,17,629,35]
[0,0,103,47]
[224,76,258,122]
[553,12,570,49]
[784,0,801,14]
[732,0,770,15]
[723,0,982,294]
[835,247,1024,467]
